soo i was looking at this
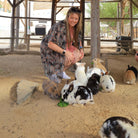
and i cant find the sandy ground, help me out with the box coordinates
[0,53,138,138]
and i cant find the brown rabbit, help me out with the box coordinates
[92,58,107,73]
[123,70,136,85]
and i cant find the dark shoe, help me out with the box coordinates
[42,78,61,99]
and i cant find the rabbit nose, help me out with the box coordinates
[106,86,109,89]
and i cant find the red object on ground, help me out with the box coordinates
[135,51,138,62]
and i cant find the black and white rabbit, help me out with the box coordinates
[86,66,105,79]
[87,73,100,95]
[99,116,138,138]
[61,82,94,105]
[100,73,116,92]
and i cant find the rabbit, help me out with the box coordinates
[127,65,138,79]
[99,116,138,138]
[123,70,136,85]
[75,62,88,86]
[135,51,138,62]
[86,66,105,79]
[61,82,94,105]
[100,73,116,92]
[87,73,100,95]
[92,58,107,73]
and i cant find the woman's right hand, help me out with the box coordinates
[65,50,75,63]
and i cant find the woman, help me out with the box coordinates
[40,7,84,99]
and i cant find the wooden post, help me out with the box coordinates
[24,0,28,49]
[130,0,133,50]
[15,0,20,48]
[80,0,85,47]
[27,0,31,51]
[10,0,16,52]
[117,3,121,36]
[90,0,100,59]
[51,0,57,26]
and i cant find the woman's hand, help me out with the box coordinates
[65,50,75,63]
[80,49,84,59]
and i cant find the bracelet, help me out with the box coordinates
[79,46,83,49]
[62,50,66,55]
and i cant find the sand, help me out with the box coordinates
[0,53,138,138]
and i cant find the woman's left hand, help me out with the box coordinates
[80,49,84,59]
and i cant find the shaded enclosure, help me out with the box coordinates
[0,0,138,57]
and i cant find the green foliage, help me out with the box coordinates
[100,2,118,18]
[86,2,138,29]
[133,5,138,17]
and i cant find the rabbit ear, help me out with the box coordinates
[93,58,97,61]
[68,83,74,92]
[66,80,69,84]
[76,62,79,66]
[101,72,105,76]
[105,72,109,75]
[100,59,104,63]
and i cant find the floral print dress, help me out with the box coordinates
[40,20,83,83]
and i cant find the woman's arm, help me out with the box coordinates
[48,42,74,60]
[48,41,64,54]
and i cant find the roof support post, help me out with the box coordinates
[130,0,133,50]
[90,0,100,59]
[10,0,16,52]
[15,0,20,48]
[51,0,57,25]
[24,0,28,47]
[80,0,85,47]
[117,3,121,36]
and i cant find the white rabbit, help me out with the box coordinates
[75,62,88,86]
[100,74,116,92]
[99,116,138,138]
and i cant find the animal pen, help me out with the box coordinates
[0,0,138,58]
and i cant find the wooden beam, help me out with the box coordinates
[56,7,64,15]
[90,0,100,59]
[85,17,138,20]
[7,0,13,7]
[15,0,24,7]
[131,0,138,8]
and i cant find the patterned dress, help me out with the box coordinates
[40,20,83,83]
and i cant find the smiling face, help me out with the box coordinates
[68,13,79,27]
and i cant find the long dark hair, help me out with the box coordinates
[65,7,82,48]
